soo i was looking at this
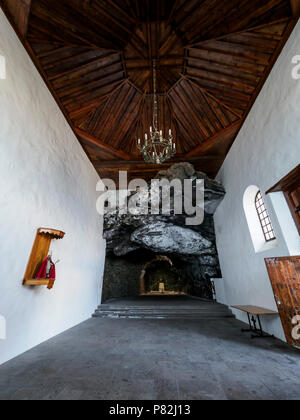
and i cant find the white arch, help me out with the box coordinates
[243,185,278,253]
[0,55,6,79]
[0,315,6,340]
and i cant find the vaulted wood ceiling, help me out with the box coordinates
[1,0,299,184]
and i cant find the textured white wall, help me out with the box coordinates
[214,21,300,341]
[0,11,106,365]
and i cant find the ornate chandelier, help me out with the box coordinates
[137,60,176,164]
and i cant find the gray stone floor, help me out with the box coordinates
[0,315,300,400]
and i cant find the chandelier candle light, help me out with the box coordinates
[138,60,176,164]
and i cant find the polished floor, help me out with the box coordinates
[0,304,300,400]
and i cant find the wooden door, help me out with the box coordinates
[265,257,300,346]
[266,165,300,235]
[285,186,300,234]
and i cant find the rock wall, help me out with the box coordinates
[102,255,145,302]
[102,163,225,302]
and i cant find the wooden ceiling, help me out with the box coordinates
[1,0,299,184]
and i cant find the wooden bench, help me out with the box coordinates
[232,305,278,339]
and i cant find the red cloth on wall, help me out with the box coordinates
[35,256,56,280]
[35,258,47,279]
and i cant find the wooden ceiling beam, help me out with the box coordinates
[290,0,300,17]
[126,55,185,64]
[69,101,104,120]
[87,81,128,134]
[54,60,124,92]
[186,17,291,48]
[167,0,182,24]
[109,91,144,150]
[1,1,297,178]
[186,66,256,95]
[186,76,243,119]
[118,94,146,151]
[36,45,71,59]
[165,96,187,153]
[187,0,292,46]
[166,97,200,150]
[1,0,31,37]
[63,77,126,111]
[186,74,252,102]
[92,3,136,45]
[60,70,126,102]
[75,128,132,161]
[93,83,133,141]
[110,0,137,24]
[182,78,223,134]
[186,120,242,157]
[176,3,206,31]
[69,79,126,118]
[168,95,205,145]
[170,84,211,139]
[187,49,266,76]
[188,43,270,66]
[91,2,148,58]
[94,156,225,170]
[30,0,123,50]
[186,55,262,85]
[47,52,120,81]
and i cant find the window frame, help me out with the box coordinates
[255,191,276,243]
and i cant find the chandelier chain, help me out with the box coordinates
[153,59,158,131]
[137,59,176,164]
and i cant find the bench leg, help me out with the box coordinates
[241,314,275,339]
[241,313,257,333]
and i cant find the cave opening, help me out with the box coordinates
[140,256,187,296]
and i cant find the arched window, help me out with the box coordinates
[255,191,276,242]
[243,186,278,253]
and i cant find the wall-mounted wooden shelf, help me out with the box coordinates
[23,228,65,290]
[23,279,54,287]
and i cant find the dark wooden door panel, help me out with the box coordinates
[267,165,300,235]
[287,186,300,232]
[265,257,300,346]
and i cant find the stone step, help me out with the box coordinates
[99,305,229,311]
[97,308,230,313]
[93,313,234,319]
[93,306,234,319]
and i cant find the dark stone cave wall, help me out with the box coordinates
[101,163,225,303]
[102,242,221,302]
[102,249,156,302]
[102,255,144,302]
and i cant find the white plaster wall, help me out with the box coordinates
[0,11,106,365]
[214,20,300,341]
